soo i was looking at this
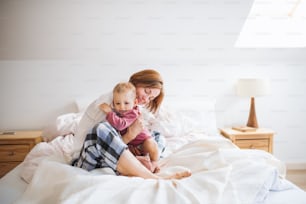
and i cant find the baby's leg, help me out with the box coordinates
[142,138,159,160]
[142,138,160,173]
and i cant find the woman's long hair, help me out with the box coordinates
[129,69,164,113]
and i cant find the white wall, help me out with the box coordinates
[1,0,305,166]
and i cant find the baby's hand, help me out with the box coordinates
[99,103,112,114]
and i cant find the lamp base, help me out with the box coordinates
[247,97,258,128]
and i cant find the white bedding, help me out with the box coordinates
[1,160,305,204]
[10,135,296,204]
[0,163,27,204]
[1,99,306,204]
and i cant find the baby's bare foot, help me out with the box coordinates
[151,160,160,173]
[154,166,160,173]
[165,170,191,180]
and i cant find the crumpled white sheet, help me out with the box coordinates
[17,136,291,204]
[20,127,217,184]
[20,134,74,183]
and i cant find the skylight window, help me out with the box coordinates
[235,0,306,48]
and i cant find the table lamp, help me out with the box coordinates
[236,78,270,128]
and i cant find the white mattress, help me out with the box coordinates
[0,162,306,204]
[267,186,306,204]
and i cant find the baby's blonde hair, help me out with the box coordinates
[113,82,136,98]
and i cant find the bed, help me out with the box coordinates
[0,98,306,204]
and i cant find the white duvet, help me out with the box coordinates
[17,133,290,204]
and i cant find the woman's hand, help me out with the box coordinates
[99,103,112,114]
[122,118,144,144]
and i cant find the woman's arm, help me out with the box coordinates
[121,118,143,144]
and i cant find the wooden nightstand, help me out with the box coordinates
[220,128,274,153]
[0,130,42,178]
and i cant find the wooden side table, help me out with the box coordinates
[0,130,42,178]
[220,128,274,153]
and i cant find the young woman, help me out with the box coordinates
[72,69,191,179]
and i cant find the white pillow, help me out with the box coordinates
[158,99,218,137]
[56,113,82,134]
[42,113,82,142]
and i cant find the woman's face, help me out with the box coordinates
[136,87,160,105]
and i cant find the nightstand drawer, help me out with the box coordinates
[0,130,42,178]
[235,139,269,152]
[0,145,30,162]
[220,128,274,153]
[0,162,20,177]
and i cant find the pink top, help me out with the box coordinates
[106,106,151,146]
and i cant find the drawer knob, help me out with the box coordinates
[8,151,15,156]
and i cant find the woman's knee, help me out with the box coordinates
[95,122,118,139]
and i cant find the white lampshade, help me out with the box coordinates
[236,78,270,128]
[236,78,270,97]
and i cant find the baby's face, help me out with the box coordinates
[113,90,135,113]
